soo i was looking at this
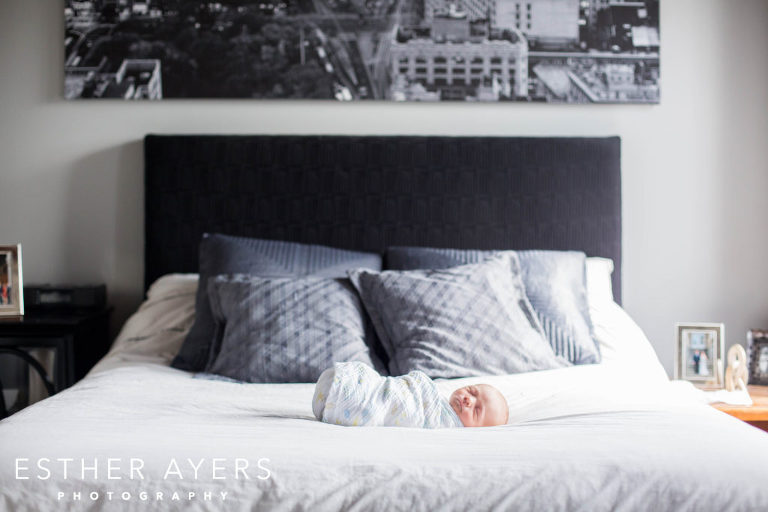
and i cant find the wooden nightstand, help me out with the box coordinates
[711,385,768,432]
[0,308,112,417]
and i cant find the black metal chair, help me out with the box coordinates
[0,348,56,419]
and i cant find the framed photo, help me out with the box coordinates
[675,323,724,387]
[0,244,24,317]
[747,329,768,385]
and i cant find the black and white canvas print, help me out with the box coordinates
[64,0,659,102]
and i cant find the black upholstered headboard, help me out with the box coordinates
[145,135,622,302]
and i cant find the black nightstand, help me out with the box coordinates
[0,308,112,415]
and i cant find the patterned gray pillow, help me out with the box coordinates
[348,255,568,378]
[172,233,382,372]
[517,250,599,364]
[386,247,600,365]
[206,274,381,383]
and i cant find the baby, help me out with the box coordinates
[313,361,508,428]
[448,383,509,428]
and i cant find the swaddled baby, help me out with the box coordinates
[313,362,508,428]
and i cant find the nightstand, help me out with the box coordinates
[711,385,768,432]
[0,308,112,416]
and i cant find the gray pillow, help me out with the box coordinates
[171,233,382,372]
[206,274,381,383]
[348,255,568,378]
[386,247,600,365]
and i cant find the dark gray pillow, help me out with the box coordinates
[348,255,567,378]
[171,234,382,372]
[386,247,600,365]
[206,274,381,383]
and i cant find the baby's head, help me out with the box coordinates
[449,384,508,427]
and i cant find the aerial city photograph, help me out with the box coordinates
[64,0,660,102]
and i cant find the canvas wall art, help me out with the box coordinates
[64,0,660,102]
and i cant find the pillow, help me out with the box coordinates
[386,247,600,365]
[171,234,382,372]
[348,254,568,378]
[206,274,381,383]
[585,257,615,305]
[91,274,198,374]
[585,258,668,381]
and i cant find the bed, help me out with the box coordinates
[1,136,767,512]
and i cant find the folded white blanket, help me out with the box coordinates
[313,362,463,428]
[701,388,753,406]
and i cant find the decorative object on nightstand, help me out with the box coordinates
[711,386,768,433]
[0,286,111,418]
[747,329,768,385]
[675,323,724,388]
[725,344,749,392]
[0,244,23,317]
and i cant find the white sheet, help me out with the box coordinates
[2,274,768,511]
[3,361,768,511]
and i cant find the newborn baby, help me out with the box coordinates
[313,362,508,428]
[448,382,509,428]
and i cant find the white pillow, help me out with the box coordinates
[89,274,199,374]
[146,272,198,299]
[586,257,614,305]
[586,258,668,381]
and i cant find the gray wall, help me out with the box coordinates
[1,0,767,376]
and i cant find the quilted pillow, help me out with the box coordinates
[172,233,382,372]
[386,247,600,365]
[206,274,381,383]
[348,254,567,378]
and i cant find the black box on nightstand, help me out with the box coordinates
[23,284,106,311]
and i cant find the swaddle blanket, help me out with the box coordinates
[313,362,463,428]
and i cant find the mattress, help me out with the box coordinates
[1,275,766,511]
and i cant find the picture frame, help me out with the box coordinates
[675,323,724,387]
[747,329,768,386]
[0,244,24,317]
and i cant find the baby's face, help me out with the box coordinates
[449,384,508,427]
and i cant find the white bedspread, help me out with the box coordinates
[2,359,768,512]
[2,275,767,511]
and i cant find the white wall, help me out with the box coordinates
[1,0,767,375]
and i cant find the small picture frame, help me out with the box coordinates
[675,323,724,387]
[0,244,24,317]
[747,329,768,385]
